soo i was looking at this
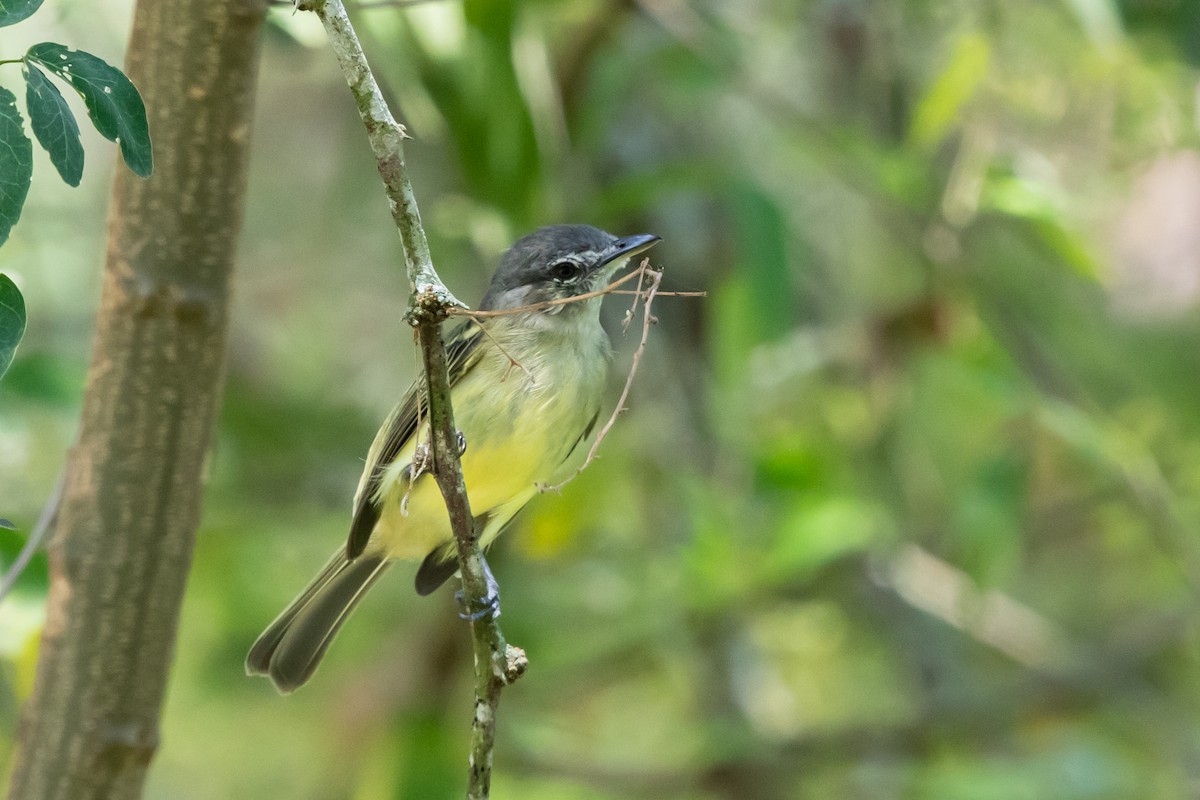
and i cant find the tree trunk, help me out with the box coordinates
[7,0,267,797]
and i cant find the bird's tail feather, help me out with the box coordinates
[246,549,389,693]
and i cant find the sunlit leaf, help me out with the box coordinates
[909,32,990,148]
[23,63,83,186]
[0,273,26,379]
[769,496,885,584]
[0,0,43,28]
[1064,0,1123,51]
[25,42,152,177]
[0,87,32,246]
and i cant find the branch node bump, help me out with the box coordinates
[503,645,528,684]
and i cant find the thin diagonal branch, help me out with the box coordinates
[299,2,519,797]
[0,468,64,604]
[450,266,647,318]
[449,264,704,322]
[297,0,455,306]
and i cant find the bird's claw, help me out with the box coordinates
[455,588,501,621]
[455,553,500,620]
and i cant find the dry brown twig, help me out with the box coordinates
[450,265,648,319]
[542,265,665,490]
[622,264,649,333]
[540,263,665,492]
[609,289,704,297]
[513,258,673,494]
[463,316,538,386]
[396,260,691,508]
[449,258,700,493]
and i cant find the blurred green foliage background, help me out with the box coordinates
[5,0,1200,797]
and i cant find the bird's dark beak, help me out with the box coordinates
[599,233,661,268]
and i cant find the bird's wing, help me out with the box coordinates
[345,320,487,559]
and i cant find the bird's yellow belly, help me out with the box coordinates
[365,362,595,561]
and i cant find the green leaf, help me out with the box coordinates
[731,186,793,340]
[0,87,32,247]
[908,32,990,149]
[25,42,152,177]
[23,63,83,186]
[0,273,26,380]
[0,0,43,28]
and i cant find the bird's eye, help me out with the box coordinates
[549,261,582,281]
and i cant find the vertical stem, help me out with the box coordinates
[304,2,524,796]
[412,300,519,800]
[301,0,453,303]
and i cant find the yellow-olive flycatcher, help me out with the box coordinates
[247,225,660,693]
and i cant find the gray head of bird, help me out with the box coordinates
[480,225,660,315]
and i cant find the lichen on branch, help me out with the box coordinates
[299,1,512,797]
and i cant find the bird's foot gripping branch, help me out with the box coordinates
[275,5,688,800]
[289,1,523,797]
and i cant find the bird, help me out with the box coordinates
[246,224,661,693]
